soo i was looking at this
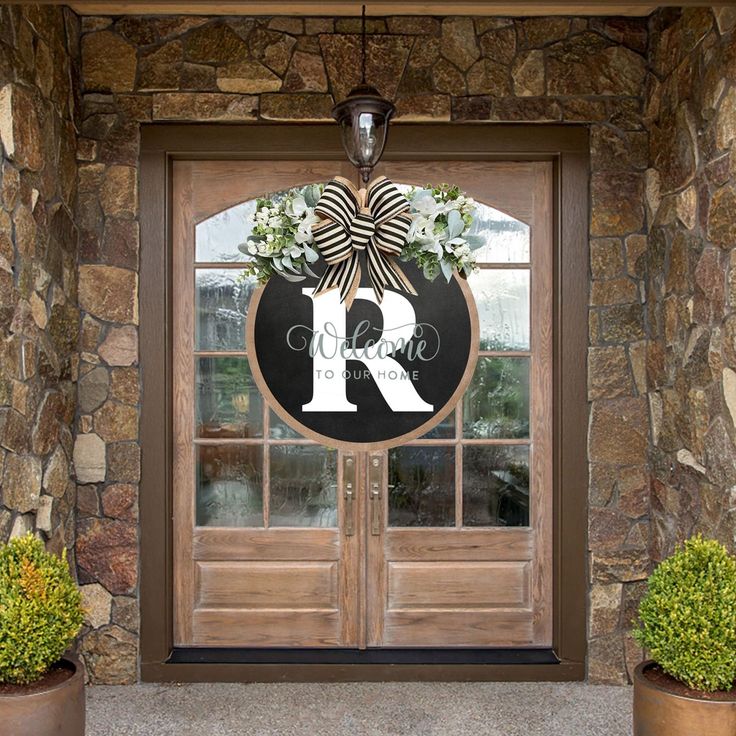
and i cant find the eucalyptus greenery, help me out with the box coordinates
[241,182,480,286]
[0,534,84,685]
[634,535,736,692]
[401,184,481,282]
[241,184,324,284]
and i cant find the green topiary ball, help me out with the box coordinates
[634,535,736,692]
[0,534,84,685]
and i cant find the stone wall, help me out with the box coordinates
[0,8,80,558]
[646,11,736,561]
[71,11,653,684]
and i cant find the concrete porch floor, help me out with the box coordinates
[87,682,633,736]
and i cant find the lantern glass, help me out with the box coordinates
[333,85,395,183]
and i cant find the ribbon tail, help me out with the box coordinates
[313,251,361,308]
[366,241,417,304]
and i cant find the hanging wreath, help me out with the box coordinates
[242,177,481,307]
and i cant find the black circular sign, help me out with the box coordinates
[247,261,478,450]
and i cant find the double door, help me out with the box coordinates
[172,158,553,649]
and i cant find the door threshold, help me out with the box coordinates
[168,647,560,666]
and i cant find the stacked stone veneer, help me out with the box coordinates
[71,11,653,684]
[0,8,80,572]
[646,13,736,566]
[1,4,733,685]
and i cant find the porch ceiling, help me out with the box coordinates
[58,0,703,17]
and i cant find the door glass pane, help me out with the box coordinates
[463,446,529,527]
[195,202,255,263]
[463,357,530,439]
[196,445,263,527]
[469,269,530,351]
[269,446,337,527]
[195,269,257,351]
[467,206,530,263]
[270,411,302,440]
[196,357,263,438]
[420,411,454,439]
[388,446,455,527]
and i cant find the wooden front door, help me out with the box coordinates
[172,158,553,649]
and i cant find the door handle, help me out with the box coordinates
[370,484,381,535]
[369,454,382,535]
[343,454,356,536]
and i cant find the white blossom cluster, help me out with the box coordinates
[241,182,479,285]
[403,185,481,282]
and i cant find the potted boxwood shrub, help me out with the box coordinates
[633,535,736,736]
[0,534,85,736]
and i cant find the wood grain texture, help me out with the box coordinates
[387,562,530,609]
[175,157,554,650]
[191,610,341,647]
[190,160,354,223]
[384,529,533,561]
[530,161,554,646]
[174,160,355,647]
[196,561,338,608]
[367,160,554,648]
[379,161,537,225]
[69,2,659,16]
[382,611,535,648]
[142,124,588,679]
[193,528,340,560]
[172,161,195,646]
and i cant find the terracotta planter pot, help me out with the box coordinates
[634,660,736,736]
[0,656,85,736]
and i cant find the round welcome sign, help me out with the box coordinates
[247,261,478,451]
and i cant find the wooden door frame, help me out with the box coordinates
[139,123,589,682]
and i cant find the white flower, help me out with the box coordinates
[266,233,274,243]
[247,243,258,255]
[284,194,307,219]
[268,215,283,229]
[411,190,439,217]
[288,246,302,258]
[295,210,320,244]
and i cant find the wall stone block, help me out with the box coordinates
[589,397,649,465]
[152,92,258,121]
[82,31,136,92]
[77,516,137,594]
[80,624,137,684]
[79,265,138,324]
[73,432,106,483]
[0,84,44,171]
[2,453,42,513]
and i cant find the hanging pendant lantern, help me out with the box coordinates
[332,6,395,184]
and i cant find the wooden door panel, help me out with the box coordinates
[196,561,338,608]
[173,161,359,648]
[387,560,530,609]
[366,161,553,649]
[193,528,340,561]
[384,529,532,561]
[174,158,553,651]
[191,610,342,647]
[381,611,534,648]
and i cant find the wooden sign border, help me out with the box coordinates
[246,274,480,452]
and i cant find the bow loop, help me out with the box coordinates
[349,210,375,250]
[312,176,416,308]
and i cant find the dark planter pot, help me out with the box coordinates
[634,660,736,736]
[0,656,85,736]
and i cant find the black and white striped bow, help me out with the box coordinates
[311,176,416,309]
